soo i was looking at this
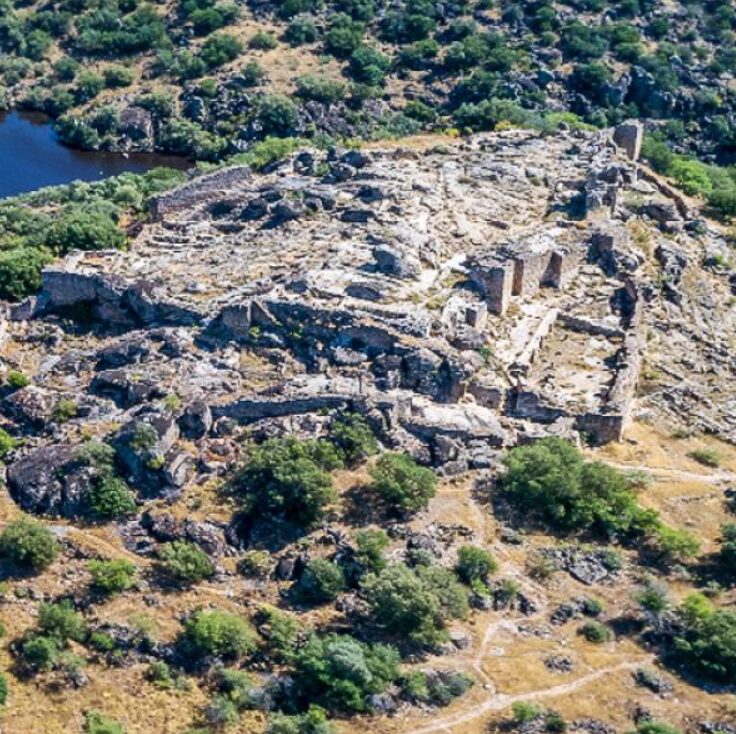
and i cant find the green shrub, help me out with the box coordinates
[501,438,657,538]
[178,610,257,661]
[0,673,8,706]
[646,524,700,564]
[217,668,257,709]
[249,30,278,50]
[231,437,338,528]
[293,633,399,712]
[295,75,346,105]
[38,599,87,643]
[88,559,137,595]
[147,660,174,688]
[721,523,736,572]
[257,94,299,137]
[45,211,125,254]
[103,64,135,88]
[285,16,318,45]
[267,705,336,734]
[330,413,377,465]
[158,540,215,584]
[53,399,78,423]
[0,247,53,301]
[0,519,58,572]
[361,563,468,648]
[512,701,544,723]
[580,620,613,643]
[6,370,29,389]
[88,475,137,520]
[629,723,683,734]
[456,545,498,584]
[688,447,720,467]
[255,605,302,663]
[369,453,437,515]
[348,44,390,85]
[294,559,345,604]
[355,528,389,573]
[21,634,59,671]
[84,711,125,734]
[0,428,18,458]
[200,33,244,68]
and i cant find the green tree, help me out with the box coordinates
[88,475,137,520]
[294,633,399,712]
[355,528,389,573]
[369,453,436,515]
[361,563,468,648]
[0,519,58,572]
[231,437,338,528]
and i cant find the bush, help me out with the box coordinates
[369,453,437,515]
[0,519,58,572]
[88,559,137,595]
[456,545,497,584]
[257,94,299,137]
[268,705,336,734]
[200,33,244,68]
[249,30,278,50]
[38,600,87,643]
[0,247,53,301]
[674,594,736,681]
[501,438,657,538]
[285,16,318,45]
[256,605,302,662]
[158,541,215,584]
[580,620,613,643]
[294,559,345,604]
[646,524,700,564]
[688,447,720,467]
[216,668,257,709]
[88,475,137,520]
[178,610,257,661]
[355,528,389,573]
[103,64,135,88]
[512,701,544,723]
[45,211,125,254]
[295,75,346,105]
[361,563,468,648]
[6,370,29,389]
[21,634,59,670]
[721,523,736,572]
[0,673,8,706]
[348,44,391,86]
[231,437,338,528]
[330,413,377,465]
[630,723,683,734]
[293,633,399,712]
[84,711,124,734]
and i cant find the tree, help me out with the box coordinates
[369,453,436,515]
[0,247,53,301]
[45,211,125,254]
[501,438,656,538]
[0,519,58,572]
[456,545,497,584]
[294,559,345,604]
[721,523,736,572]
[361,563,468,648]
[200,33,244,68]
[38,600,87,644]
[231,437,338,528]
[178,610,257,661]
[88,559,137,595]
[158,540,214,584]
[293,633,399,712]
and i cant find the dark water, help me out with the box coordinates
[0,110,190,200]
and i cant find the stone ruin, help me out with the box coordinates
[5,119,716,511]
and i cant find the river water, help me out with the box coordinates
[0,110,190,200]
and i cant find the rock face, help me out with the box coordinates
[2,125,736,525]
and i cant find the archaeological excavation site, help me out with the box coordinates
[1,123,736,734]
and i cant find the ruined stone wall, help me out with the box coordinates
[149,166,252,220]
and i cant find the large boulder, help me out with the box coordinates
[6,444,95,517]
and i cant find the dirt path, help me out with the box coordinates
[601,460,736,485]
[406,656,651,734]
